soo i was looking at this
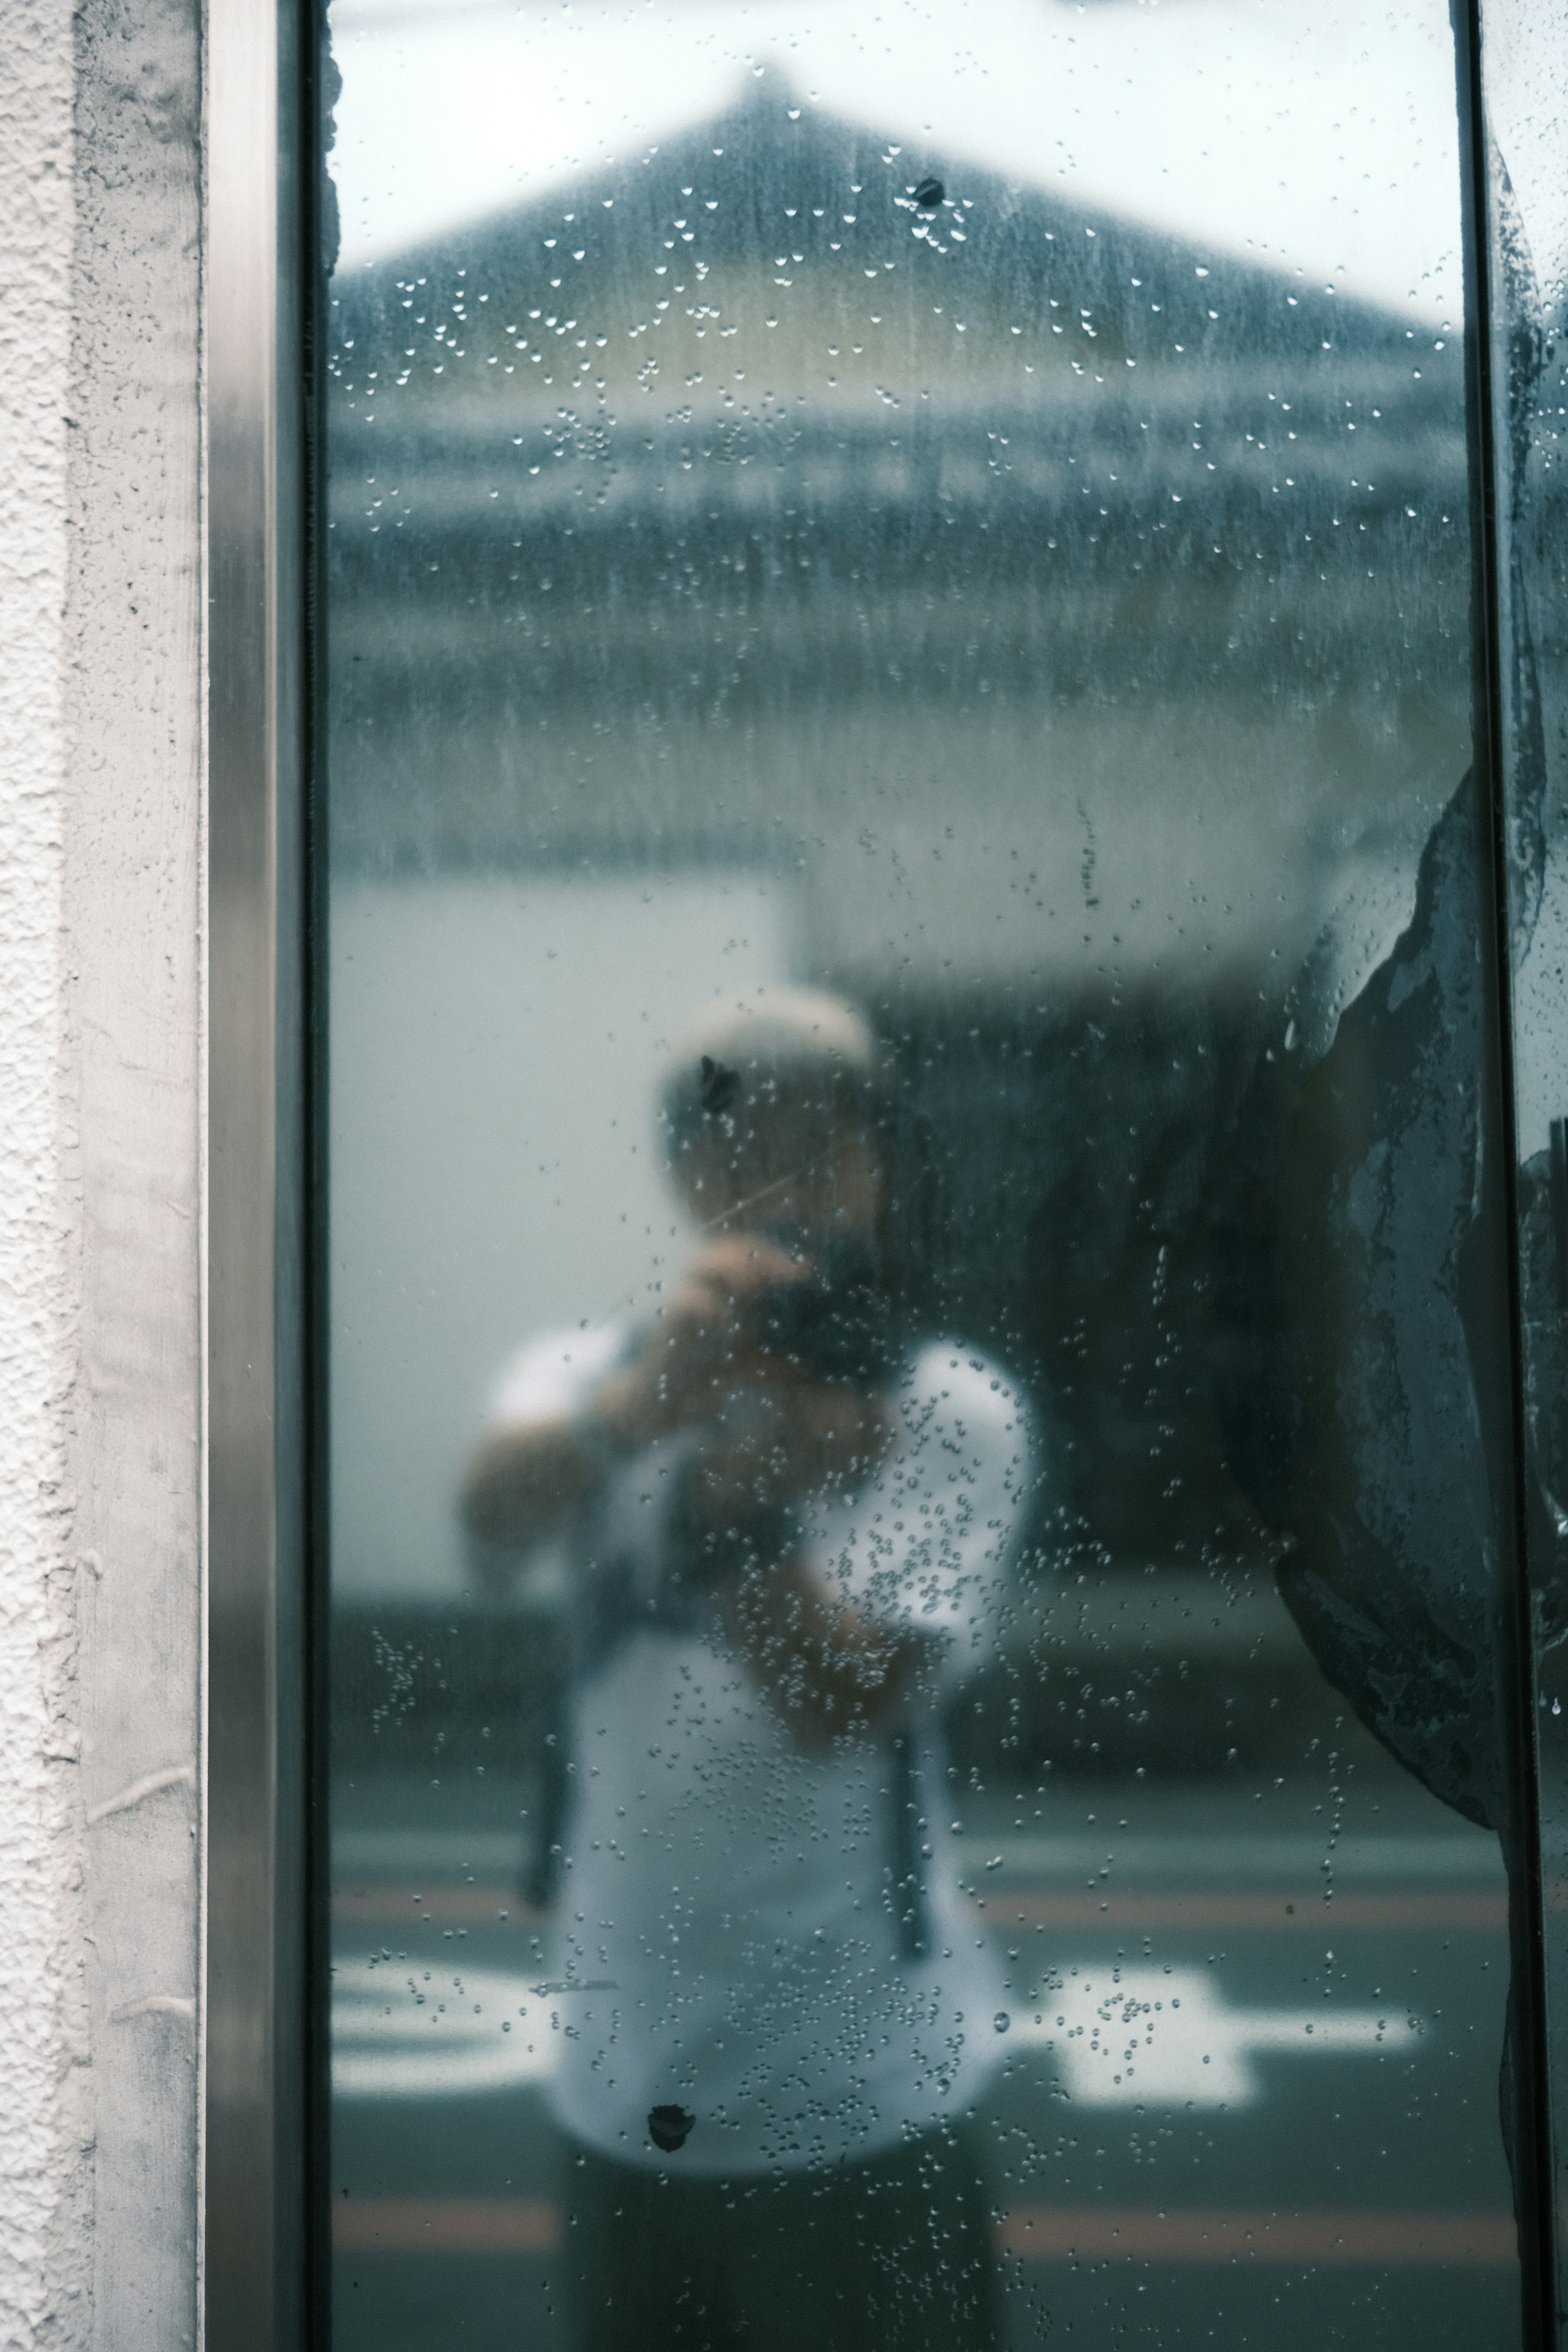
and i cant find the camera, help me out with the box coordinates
[753,1231,903,1389]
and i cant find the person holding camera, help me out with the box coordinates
[460,989,1033,2352]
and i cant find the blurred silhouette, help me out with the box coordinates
[1209,765,1568,2260]
[461,988,1034,2352]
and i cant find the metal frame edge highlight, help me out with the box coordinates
[206,0,311,2334]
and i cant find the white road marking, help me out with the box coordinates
[332,1960,1421,2108]
[1006,1967,1418,2107]
[332,1962,561,2100]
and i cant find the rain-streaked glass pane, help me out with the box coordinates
[321,2,1537,2343]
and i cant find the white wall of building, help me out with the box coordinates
[330,869,792,1602]
[0,0,203,2338]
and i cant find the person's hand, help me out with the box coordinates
[717,1556,933,1752]
[590,1233,813,1448]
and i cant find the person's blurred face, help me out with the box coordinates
[677,1091,885,1244]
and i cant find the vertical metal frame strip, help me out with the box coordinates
[206,0,309,2335]
[1452,0,1561,2339]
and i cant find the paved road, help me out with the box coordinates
[331,1776,1521,2349]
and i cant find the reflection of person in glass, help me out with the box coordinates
[461,989,1032,2352]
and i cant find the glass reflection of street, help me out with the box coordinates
[322,0,1532,2338]
[332,1737,1516,2351]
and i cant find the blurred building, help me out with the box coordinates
[327,84,1471,1623]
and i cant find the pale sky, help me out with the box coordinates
[327,0,1470,321]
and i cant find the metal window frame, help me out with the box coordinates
[206,0,317,2338]
[200,0,1558,2338]
[1464,0,1568,2335]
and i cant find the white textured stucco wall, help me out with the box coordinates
[0,0,89,2336]
[0,0,203,2340]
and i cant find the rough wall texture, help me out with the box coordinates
[0,0,204,2339]
[0,0,92,2340]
